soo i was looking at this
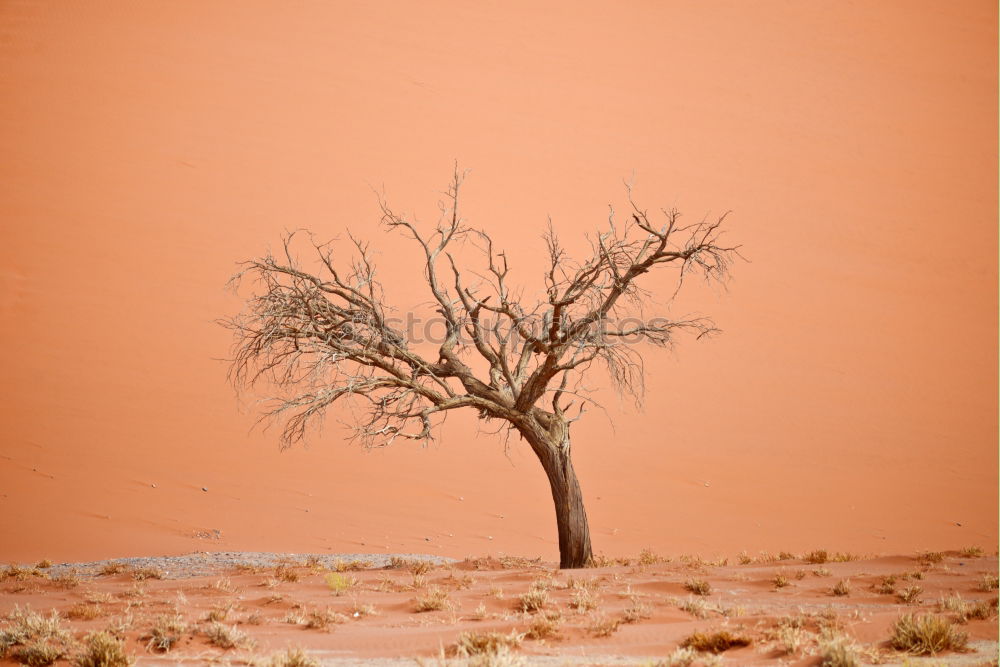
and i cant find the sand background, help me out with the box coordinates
[0,1,996,563]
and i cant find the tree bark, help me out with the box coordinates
[520,419,593,568]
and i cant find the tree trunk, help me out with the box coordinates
[521,421,593,568]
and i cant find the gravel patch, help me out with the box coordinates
[32,551,455,579]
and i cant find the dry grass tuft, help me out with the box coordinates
[129,567,162,582]
[737,551,753,565]
[142,615,186,653]
[680,629,752,653]
[804,550,829,564]
[73,631,132,667]
[959,546,984,558]
[873,575,897,595]
[34,561,52,570]
[637,549,664,565]
[938,593,999,623]
[977,572,999,592]
[97,563,127,577]
[324,572,355,595]
[586,613,620,637]
[64,604,104,621]
[524,612,562,640]
[621,602,651,624]
[516,590,548,613]
[304,608,348,630]
[453,630,523,656]
[50,571,81,590]
[202,622,254,650]
[888,613,967,655]
[331,559,371,572]
[832,579,851,597]
[413,587,451,613]
[772,573,791,589]
[274,565,299,583]
[1,565,45,582]
[460,555,541,571]
[654,647,699,667]
[916,551,945,565]
[683,578,711,596]
[1,606,76,665]
[817,631,860,667]
[265,648,319,667]
[896,585,923,604]
[568,588,599,612]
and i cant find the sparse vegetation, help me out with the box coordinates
[889,613,967,655]
[897,585,923,604]
[568,588,598,612]
[64,605,103,621]
[453,630,523,656]
[35,561,52,570]
[683,578,711,596]
[524,612,562,640]
[637,549,663,565]
[817,631,860,667]
[324,572,355,595]
[265,648,319,667]
[586,613,620,637]
[0,606,76,666]
[202,622,254,650]
[977,572,999,591]
[72,631,132,667]
[621,602,651,623]
[680,629,752,653]
[655,647,699,667]
[274,565,299,583]
[959,546,984,558]
[805,550,829,564]
[413,587,451,612]
[832,579,851,597]
[773,573,790,589]
[873,575,897,595]
[50,571,81,589]
[303,608,347,630]
[916,551,945,565]
[516,590,548,613]
[97,563,127,577]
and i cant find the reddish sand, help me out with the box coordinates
[0,0,996,567]
[0,551,997,665]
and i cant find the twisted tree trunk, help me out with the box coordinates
[520,416,593,568]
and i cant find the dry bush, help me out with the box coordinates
[488,585,504,599]
[916,551,945,565]
[813,567,832,577]
[777,551,797,561]
[873,575,897,595]
[348,600,377,618]
[35,561,52,570]
[1,565,45,582]
[938,594,999,623]
[210,577,235,593]
[586,613,620,637]
[304,608,348,630]
[470,603,488,621]
[568,588,599,612]
[50,571,81,590]
[265,648,319,667]
[897,586,923,604]
[202,622,254,650]
[773,573,791,589]
[637,549,664,566]
[460,555,542,571]
[524,612,562,640]
[832,580,851,597]
[129,567,162,582]
[204,602,233,622]
[805,550,829,564]
[888,613,967,655]
[817,632,860,667]
[737,551,752,565]
[73,631,132,667]
[439,572,475,590]
[680,629,751,653]
[959,546,984,558]
[332,559,371,572]
[453,630,523,656]
[683,578,711,596]
[516,590,548,613]
[142,615,187,653]
[97,560,128,577]
[829,552,861,563]
[324,572,355,595]
[413,587,451,612]
[274,565,299,583]
[65,604,104,621]
[621,602,651,624]
[977,572,999,592]
[0,606,76,665]
[655,647,699,667]
[83,593,114,605]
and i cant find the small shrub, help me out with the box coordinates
[804,550,829,564]
[656,647,698,667]
[202,622,253,650]
[65,604,104,621]
[347,600,376,618]
[873,575,897,595]
[274,565,299,583]
[413,587,451,612]
[674,596,712,619]
[11,640,69,666]
[568,588,598,612]
[977,572,999,592]
[832,580,851,597]
[524,613,561,640]
[773,573,790,589]
[129,567,162,582]
[586,613,620,637]
[266,648,319,667]
[266,648,318,667]
[813,567,832,577]
[637,549,662,565]
[777,551,796,561]
[621,602,651,623]
[683,578,711,596]
[304,608,347,630]
[680,630,752,653]
[817,632,859,667]
[889,613,967,655]
[324,572,354,595]
[453,630,523,656]
[73,631,132,667]
[916,551,945,565]
[737,551,752,565]
[144,615,187,651]
[897,586,923,604]
[35,561,52,570]
[50,571,80,589]
[959,546,983,558]
[516,589,548,613]
[97,563,127,577]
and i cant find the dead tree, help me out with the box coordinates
[222,168,739,568]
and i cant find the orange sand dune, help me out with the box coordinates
[0,1,996,564]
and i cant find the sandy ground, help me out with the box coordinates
[1,549,997,665]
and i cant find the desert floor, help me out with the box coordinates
[0,548,996,666]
